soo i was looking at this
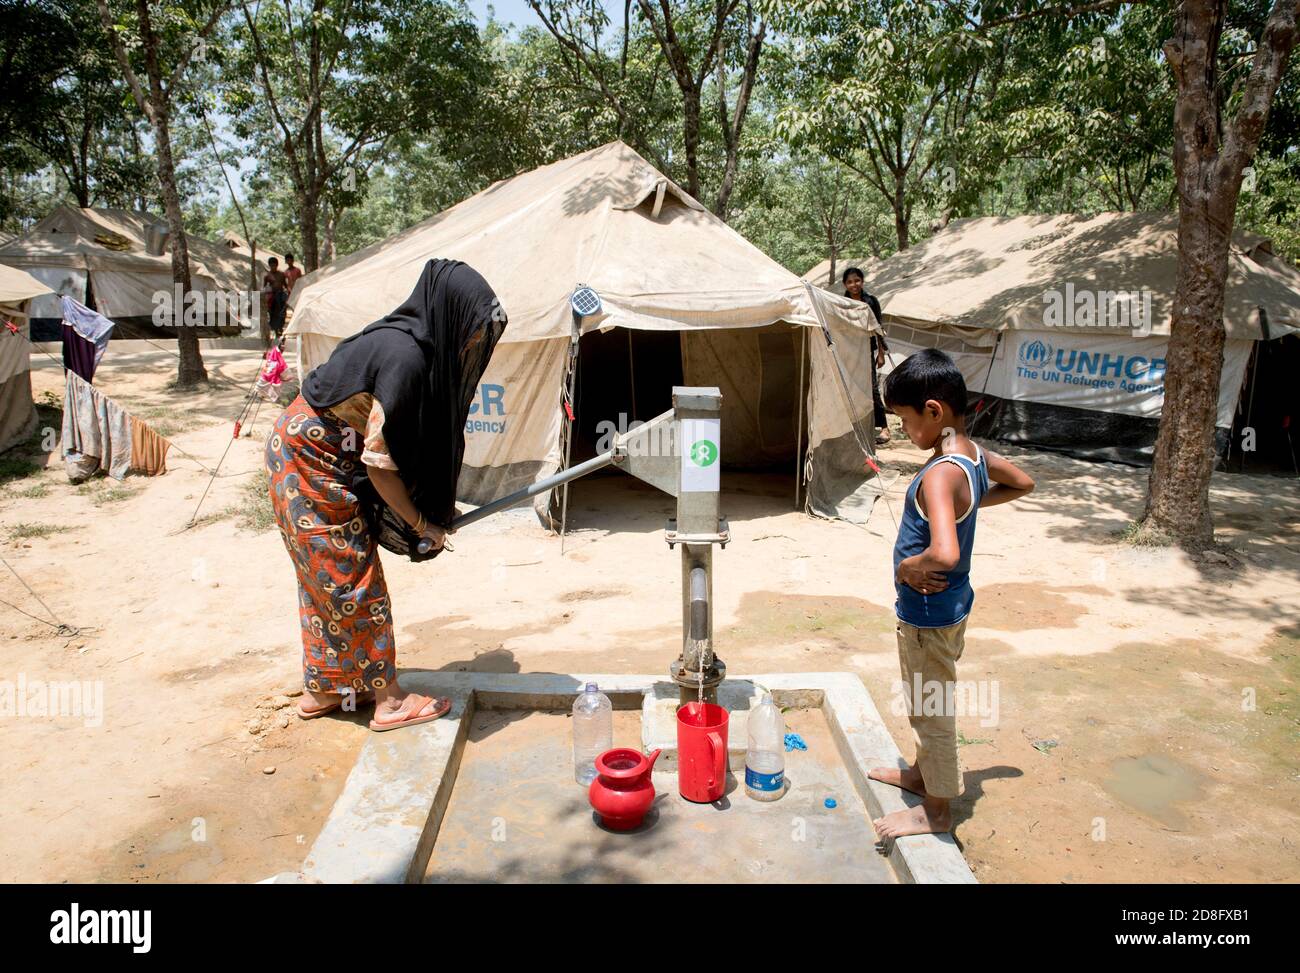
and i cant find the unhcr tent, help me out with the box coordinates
[807,213,1300,466]
[288,141,882,522]
[0,263,52,453]
[0,206,264,340]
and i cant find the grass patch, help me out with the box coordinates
[0,453,40,485]
[126,404,190,438]
[11,484,49,499]
[1120,519,1174,548]
[232,468,275,532]
[187,509,232,530]
[1,400,62,486]
[75,479,136,506]
[8,522,68,541]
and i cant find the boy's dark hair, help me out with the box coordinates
[285,252,295,262]
[841,266,864,284]
[883,348,967,417]
[268,256,279,267]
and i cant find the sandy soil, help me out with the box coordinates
[2,344,1297,883]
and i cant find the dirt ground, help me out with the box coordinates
[2,344,1297,884]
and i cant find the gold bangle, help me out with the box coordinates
[414,514,426,535]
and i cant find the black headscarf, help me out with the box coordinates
[302,259,506,561]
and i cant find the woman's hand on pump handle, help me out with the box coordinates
[418,506,462,553]
[420,522,449,552]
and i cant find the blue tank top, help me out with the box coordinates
[893,445,989,628]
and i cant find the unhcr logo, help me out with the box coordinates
[1041,282,1153,336]
[1018,339,1053,369]
[1016,339,1166,392]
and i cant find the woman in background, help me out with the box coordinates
[842,265,892,445]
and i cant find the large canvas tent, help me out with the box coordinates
[806,212,1300,466]
[288,141,883,522]
[0,263,52,453]
[0,206,265,341]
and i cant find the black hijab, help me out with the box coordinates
[302,259,506,561]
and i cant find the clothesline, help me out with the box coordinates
[4,317,286,476]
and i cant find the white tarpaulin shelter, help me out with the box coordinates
[806,212,1300,465]
[288,140,883,521]
[0,206,265,339]
[0,263,52,453]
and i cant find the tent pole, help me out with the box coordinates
[1241,342,1260,473]
[970,332,1003,437]
[559,319,581,552]
[794,325,807,512]
[627,328,637,421]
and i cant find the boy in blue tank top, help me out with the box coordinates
[870,349,1034,838]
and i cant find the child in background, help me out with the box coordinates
[262,257,289,336]
[870,349,1034,837]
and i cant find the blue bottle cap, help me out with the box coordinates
[824,798,837,809]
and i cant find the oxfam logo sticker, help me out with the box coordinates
[689,439,718,467]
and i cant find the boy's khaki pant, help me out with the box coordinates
[896,618,967,799]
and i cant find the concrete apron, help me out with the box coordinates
[279,672,976,885]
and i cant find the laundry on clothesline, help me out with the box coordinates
[62,370,170,482]
[60,296,115,383]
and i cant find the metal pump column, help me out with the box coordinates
[666,387,728,705]
[443,385,729,704]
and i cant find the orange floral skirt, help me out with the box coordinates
[266,395,396,694]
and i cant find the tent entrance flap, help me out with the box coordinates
[1229,333,1300,474]
[679,323,803,469]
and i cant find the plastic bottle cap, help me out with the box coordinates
[585,682,597,693]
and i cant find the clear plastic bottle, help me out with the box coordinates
[745,694,785,801]
[572,682,613,785]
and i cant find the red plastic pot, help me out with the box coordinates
[588,747,662,830]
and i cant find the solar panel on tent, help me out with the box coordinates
[570,285,601,318]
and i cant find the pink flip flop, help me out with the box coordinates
[368,694,452,732]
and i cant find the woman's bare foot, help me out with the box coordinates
[873,797,952,838]
[869,764,928,797]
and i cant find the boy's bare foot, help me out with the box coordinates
[873,798,952,838]
[869,764,928,797]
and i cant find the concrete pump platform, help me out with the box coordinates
[283,672,977,885]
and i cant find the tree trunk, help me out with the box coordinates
[682,95,702,202]
[152,107,207,387]
[1140,208,1230,547]
[134,0,206,388]
[300,190,320,272]
[893,176,910,250]
[1137,0,1299,550]
[321,208,341,264]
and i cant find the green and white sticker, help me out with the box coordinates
[680,418,721,492]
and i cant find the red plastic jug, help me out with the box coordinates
[677,701,729,803]
[588,747,662,830]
